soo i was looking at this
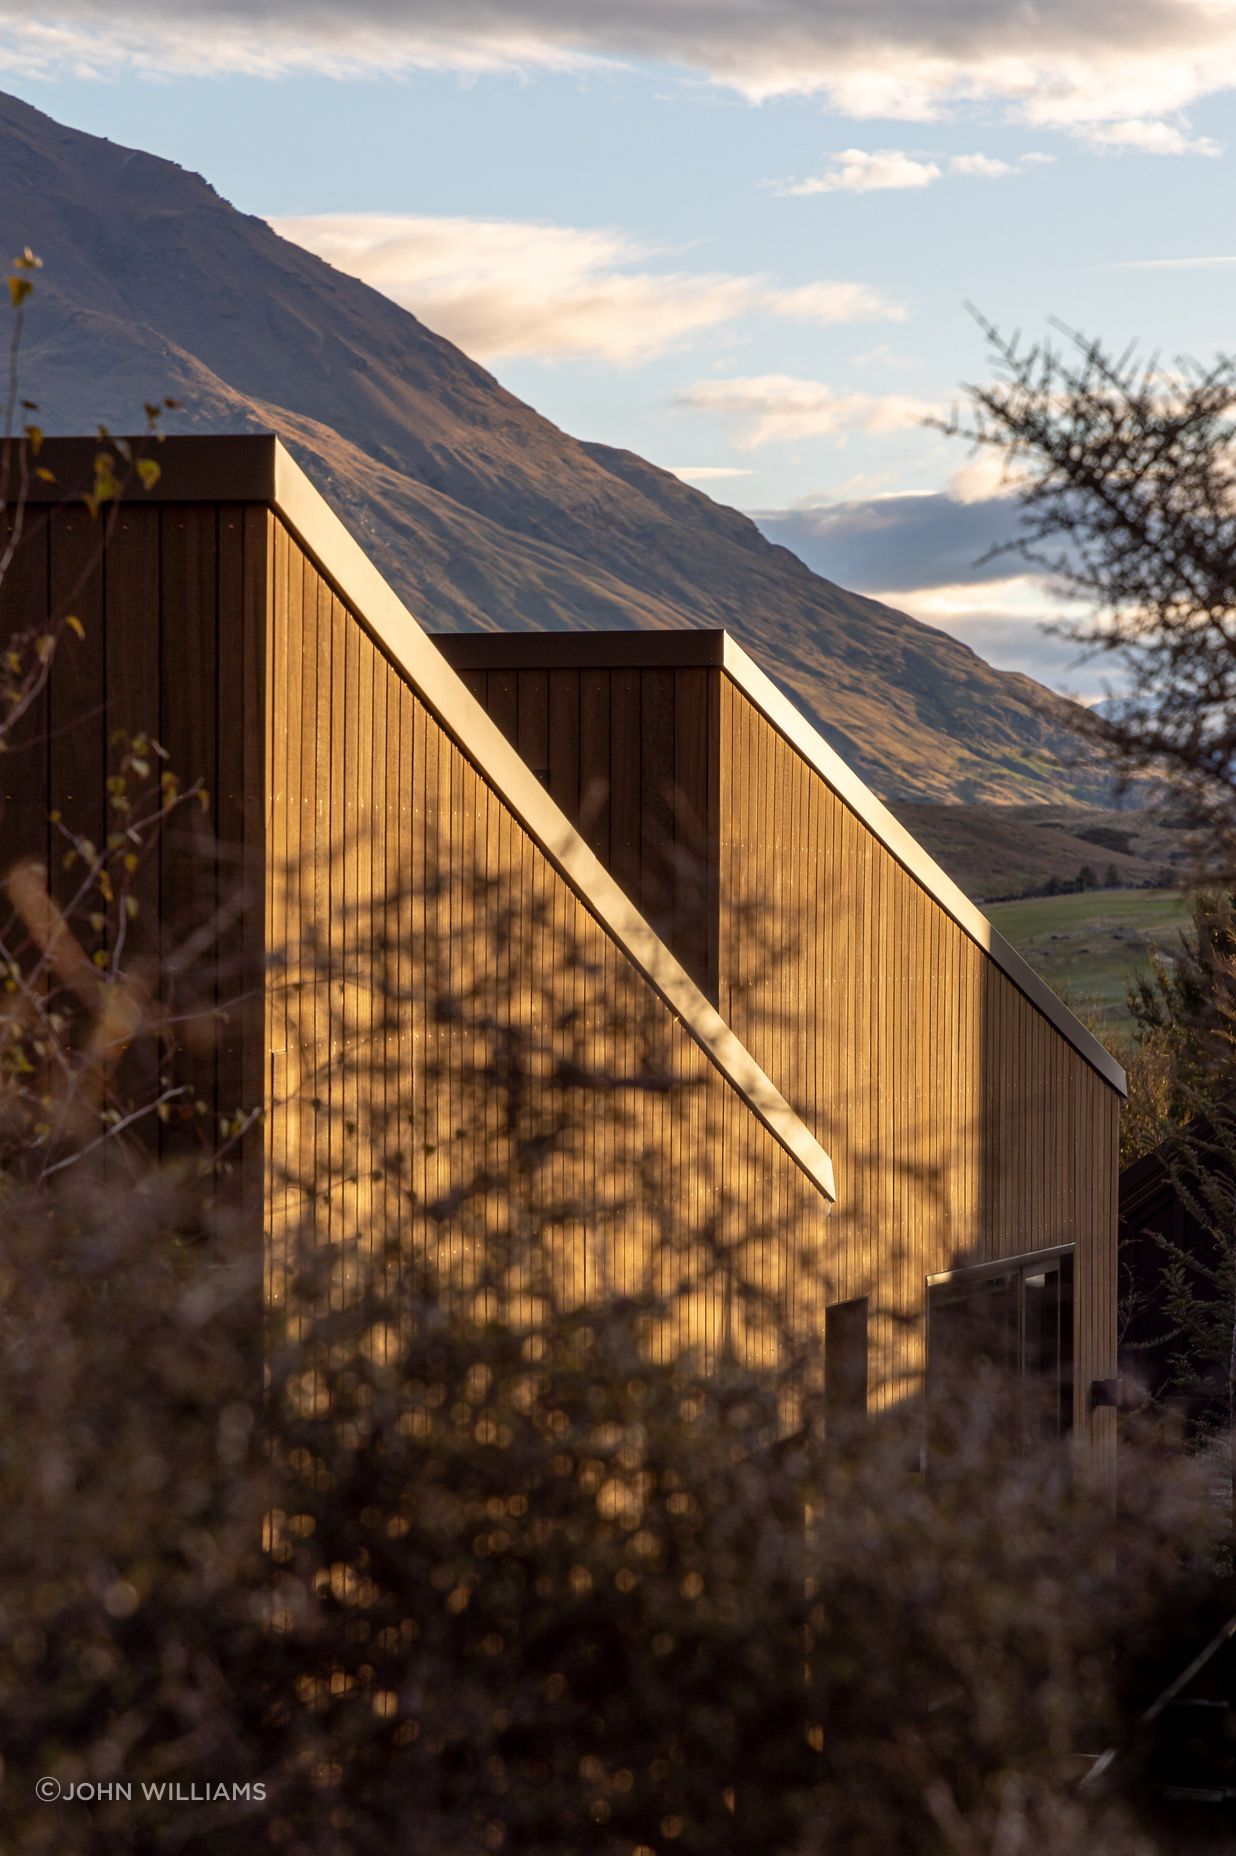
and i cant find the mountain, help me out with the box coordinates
[0,88,1115,808]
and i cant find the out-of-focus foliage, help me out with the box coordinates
[1,1139,1220,1856]
[0,803,1219,1854]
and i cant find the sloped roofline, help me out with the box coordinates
[21,434,837,1200]
[437,631,1128,1097]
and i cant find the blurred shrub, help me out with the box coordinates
[0,848,1222,1854]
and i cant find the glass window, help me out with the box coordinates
[926,1252,1074,1464]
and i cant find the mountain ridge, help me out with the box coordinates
[0,86,1113,807]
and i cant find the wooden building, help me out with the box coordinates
[0,437,834,1371]
[0,437,1125,1467]
[438,630,1127,1467]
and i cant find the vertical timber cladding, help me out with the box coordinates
[264,518,833,1367]
[452,645,720,999]
[0,496,270,1178]
[2,445,834,1380]
[438,629,1123,1463]
[715,675,1120,1466]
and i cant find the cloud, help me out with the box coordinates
[1081,117,1221,155]
[676,375,937,447]
[948,152,1012,177]
[764,281,908,324]
[755,490,1026,587]
[893,591,1106,695]
[778,149,942,196]
[755,483,1101,688]
[945,452,1029,504]
[272,214,742,364]
[775,147,1054,197]
[7,1,1236,142]
[270,213,902,364]
[665,465,754,480]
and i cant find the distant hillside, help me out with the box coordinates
[0,88,1119,808]
[892,801,1200,903]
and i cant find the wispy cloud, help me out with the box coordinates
[764,281,908,324]
[778,149,942,196]
[1081,117,1221,155]
[887,589,1103,694]
[775,147,1053,197]
[665,465,754,480]
[271,213,903,364]
[948,153,1013,178]
[9,0,1234,145]
[676,375,937,448]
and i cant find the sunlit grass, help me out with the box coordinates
[987,888,1191,1036]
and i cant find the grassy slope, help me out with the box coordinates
[986,889,1191,1036]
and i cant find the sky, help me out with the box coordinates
[4,2,1236,699]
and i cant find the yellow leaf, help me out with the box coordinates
[124,895,139,921]
[136,457,161,492]
[35,634,54,663]
[7,276,31,308]
[65,615,84,641]
[34,467,55,485]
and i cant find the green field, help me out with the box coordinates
[985,888,1192,1036]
